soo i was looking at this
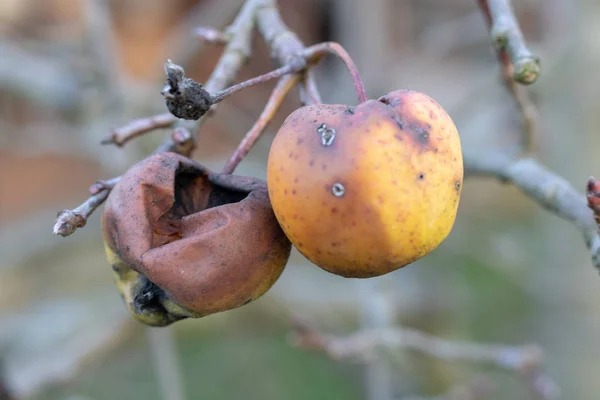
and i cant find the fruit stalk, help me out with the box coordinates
[303,42,368,103]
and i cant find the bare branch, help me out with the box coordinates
[293,323,540,369]
[199,0,259,96]
[53,177,121,237]
[465,154,600,272]
[291,320,559,400]
[53,190,110,237]
[477,0,540,153]
[101,113,176,147]
[500,58,540,154]
[477,0,540,85]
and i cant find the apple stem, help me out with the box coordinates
[303,42,368,104]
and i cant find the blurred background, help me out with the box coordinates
[0,0,599,399]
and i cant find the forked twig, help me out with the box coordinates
[101,113,176,147]
[291,319,559,400]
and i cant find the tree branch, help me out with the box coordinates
[291,319,559,400]
[465,154,600,272]
[53,186,111,237]
[477,0,540,153]
[477,0,540,85]
[101,113,176,147]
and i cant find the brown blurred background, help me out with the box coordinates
[0,0,599,399]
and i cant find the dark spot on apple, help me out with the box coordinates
[416,127,429,144]
[418,173,425,180]
[393,115,405,130]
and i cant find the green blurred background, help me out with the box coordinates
[1,0,599,399]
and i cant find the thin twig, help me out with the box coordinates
[465,154,600,272]
[53,128,193,237]
[191,0,259,106]
[477,0,540,153]
[222,74,301,174]
[53,190,110,237]
[471,0,598,273]
[89,177,121,195]
[292,323,541,369]
[291,320,559,400]
[477,0,540,85]
[101,113,176,147]
[500,57,539,154]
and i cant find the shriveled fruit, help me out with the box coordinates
[102,153,291,325]
[267,89,463,278]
